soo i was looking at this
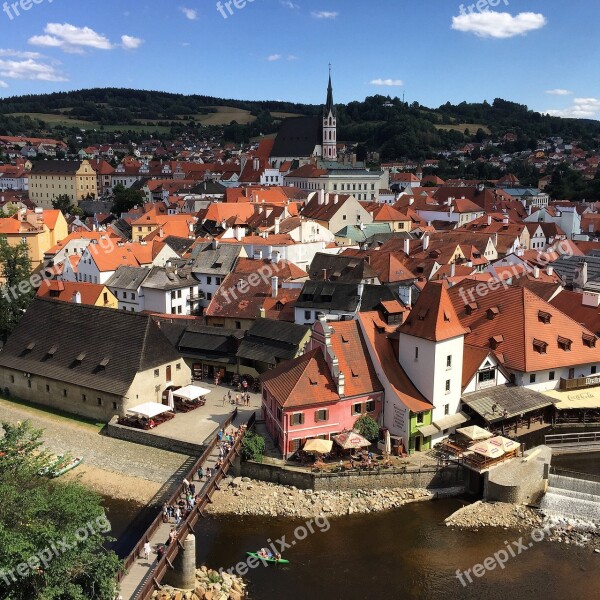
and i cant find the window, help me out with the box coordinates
[558,336,572,351]
[446,355,452,369]
[171,291,176,300]
[207,293,212,300]
[290,439,301,453]
[177,290,182,299]
[352,403,362,416]
[549,371,555,380]
[592,366,597,375]
[530,374,536,384]
[415,346,419,361]
[365,400,375,413]
[445,380,451,393]
[207,277,212,285]
[82,394,87,402]
[131,293,135,300]
[97,398,102,406]
[235,321,241,329]
[416,412,424,425]
[291,413,304,426]
[63,389,67,397]
[315,409,328,422]
[9,375,14,383]
[154,369,159,377]
[277,407,283,422]
[112,402,118,410]
[304,310,311,320]
[46,384,50,392]
[27,380,32,389]
[478,368,496,383]
[176,363,181,371]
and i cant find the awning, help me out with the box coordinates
[432,411,469,431]
[173,385,211,401]
[418,424,440,437]
[543,386,600,410]
[127,402,171,419]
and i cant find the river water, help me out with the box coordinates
[104,452,600,600]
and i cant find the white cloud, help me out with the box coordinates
[311,11,338,19]
[281,1,300,9]
[0,80,8,88]
[0,49,42,59]
[180,7,198,20]
[121,35,143,50]
[29,23,114,52]
[0,56,67,82]
[545,98,600,119]
[371,78,404,87]
[267,54,282,61]
[287,54,299,61]
[545,89,573,96]
[451,11,546,39]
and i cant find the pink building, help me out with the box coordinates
[261,319,384,456]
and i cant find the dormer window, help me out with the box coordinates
[487,306,499,320]
[583,333,597,348]
[490,335,504,350]
[558,336,572,351]
[538,311,552,324]
[47,345,58,357]
[465,302,477,315]
[417,309,428,321]
[533,339,548,354]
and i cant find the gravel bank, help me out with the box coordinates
[153,566,246,600]
[445,500,600,552]
[0,398,189,502]
[205,477,445,518]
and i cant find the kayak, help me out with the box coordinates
[51,456,83,477]
[246,552,289,564]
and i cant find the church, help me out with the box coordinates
[270,71,338,168]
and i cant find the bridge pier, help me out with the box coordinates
[163,533,196,590]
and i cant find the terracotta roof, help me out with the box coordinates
[550,290,600,336]
[462,344,495,388]
[261,348,339,409]
[36,280,111,306]
[371,204,411,222]
[398,281,468,342]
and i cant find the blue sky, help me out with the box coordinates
[0,0,599,118]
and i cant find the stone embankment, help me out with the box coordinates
[445,500,600,551]
[153,566,246,600]
[204,476,453,518]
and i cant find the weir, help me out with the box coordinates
[539,470,600,524]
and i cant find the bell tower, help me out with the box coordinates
[322,65,337,161]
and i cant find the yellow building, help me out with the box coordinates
[0,208,68,271]
[29,160,98,209]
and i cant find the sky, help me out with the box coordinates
[0,0,599,119]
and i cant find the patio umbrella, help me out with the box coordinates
[127,402,171,419]
[303,439,333,454]
[167,389,175,411]
[456,425,493,441]
[173,385,211,401]
[333,431,371,450]
[488,436,520,453]
[469,440,504,459]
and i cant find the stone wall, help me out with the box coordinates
[107,417,206,455]
[241,460,467,492]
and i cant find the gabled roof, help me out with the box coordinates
[0,298,182,396]
[36,280,110,306]
[398,281,467,342]
[270,116,322,159]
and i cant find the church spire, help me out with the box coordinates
[325,64,334,115]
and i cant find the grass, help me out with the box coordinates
[436,122,491,134]
[271,111,302,119]
[193,106,256,125]
[9,112,97,129]
[0,394,105,431]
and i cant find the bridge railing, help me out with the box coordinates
[544,431,600,446]
[117,408,240,586]
[123,410,255,600]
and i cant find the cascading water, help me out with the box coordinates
[540,473,600,525]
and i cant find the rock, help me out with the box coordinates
[241,477,251,482]
[229,591,243,600]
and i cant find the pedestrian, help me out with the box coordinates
[183,477,190,493]
[228,390,232,402]
[189,482,196,496]
[143,541,151,561]
[197,466,204,481]
[218,428,224,441]
[235,394,240,406]
[222,394,227,406]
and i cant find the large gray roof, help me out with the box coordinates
[0,298,182,396]
[189,242,242,277]
[105,265,149,291]
[271,116,322,159]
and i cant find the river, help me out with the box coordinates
[103,452,600,600]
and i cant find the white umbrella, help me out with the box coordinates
[127,402,171,419]
[167,389,175,411]
[173,385,211,401]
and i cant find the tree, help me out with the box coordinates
[353,415,379,443]
[240,432,266,462]
[51,194,77,216]
[111,184,144,216]
[355,144,367,162]
[0,237,35,341]
[0,421,121,600]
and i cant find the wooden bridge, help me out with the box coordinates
[117,409,255,600]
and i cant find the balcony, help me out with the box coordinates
[559,375,600,391]
[187,292,205,302]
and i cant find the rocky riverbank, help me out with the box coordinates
[445,500,600,551]
[204,476,458,518]
[153,566,246,600]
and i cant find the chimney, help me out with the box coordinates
[318,189,325,205]
[408,197,414,206]
[271,250,280,264]
[502,216,509,225]
[212,239,219,250]
[235,226,244,241]
[72,291,82,304]
[582,291,600,308]
[487,215,492,226]
[274,217,281,235]
[423,235,430,250]
[253,157,260,171]
[334,194,339,204]
[403,238,410,255]
[546,265,553,277]
[450,263,456,277]
[533,266,540,279]
[271,276,279,298]
[337,371,345,397]
[467,260,473,268]
[259,306,266,318]
[357,283,365,299]
[254,249,263,260]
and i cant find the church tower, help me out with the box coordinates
[322,67,337,161]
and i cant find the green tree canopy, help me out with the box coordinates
[51,194,82,217]
[111,184,144,215]
[240,432,266,462]
[0,421,121,599]
[353,415,379,443]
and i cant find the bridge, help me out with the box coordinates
[544,430,600,454]
[117,409,256,600]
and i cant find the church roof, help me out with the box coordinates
[325,73,334,115]
[270,116,322,159]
